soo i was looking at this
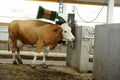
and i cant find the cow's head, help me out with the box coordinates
[60,22,75,42]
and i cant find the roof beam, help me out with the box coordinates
[26,0,120,6]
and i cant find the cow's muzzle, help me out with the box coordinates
[70,37,75,42]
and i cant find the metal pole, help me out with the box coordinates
[59,0,64,13]
[106,0,114,24]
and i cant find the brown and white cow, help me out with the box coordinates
[8,20,75,67]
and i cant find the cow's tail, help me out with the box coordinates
[8,36,11,51]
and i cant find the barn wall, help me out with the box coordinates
[93,24,120,80]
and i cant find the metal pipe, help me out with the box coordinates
[59,0,64,13]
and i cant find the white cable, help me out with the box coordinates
[73,0,107,23]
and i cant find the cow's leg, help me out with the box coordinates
[12,41,17,64]
[12,50,17,64]
[42,50,48,64]
[42,49,49,68]
[42,46,50,64]
[42,44,57,68]
[32,40,43,68]
[16,48,23,64]
[32,52,40,68]
[16,40,23,64]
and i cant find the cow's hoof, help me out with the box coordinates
[17,60,23,64]
[31,64,36,69]
[41,64,48,68]
[13,60,17,64]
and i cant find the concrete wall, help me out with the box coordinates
[66,26,82,72]
[93,24,120,80]
[66,26,93,72]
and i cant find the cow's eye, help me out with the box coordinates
[64,31,67,33]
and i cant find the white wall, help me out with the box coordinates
[0,1,120,24]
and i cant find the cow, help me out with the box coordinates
[8,20,75,68]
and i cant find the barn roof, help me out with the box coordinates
[30,0,120,6]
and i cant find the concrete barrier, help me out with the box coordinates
[93,24,120,80]
[66,26,94,72]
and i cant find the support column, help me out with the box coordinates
[106,0,114,23]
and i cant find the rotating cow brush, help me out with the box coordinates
[36,6,66,25]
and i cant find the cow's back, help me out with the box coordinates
[8,20,63,45]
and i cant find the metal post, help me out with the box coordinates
[106,0,114,24]
[59,0,64,13]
